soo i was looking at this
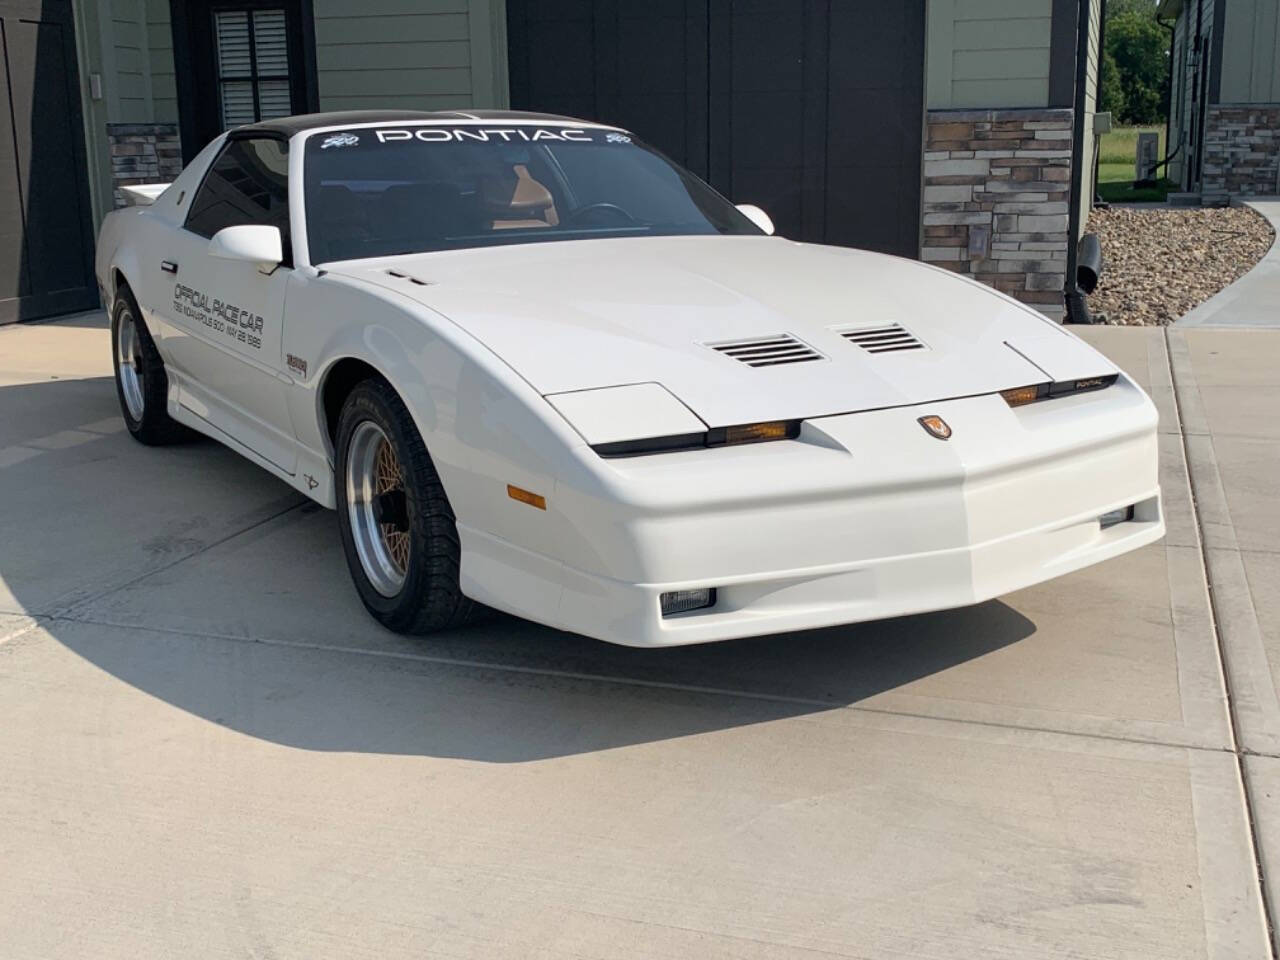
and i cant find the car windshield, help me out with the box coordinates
[302,124,761,264]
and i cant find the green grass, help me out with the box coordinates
[1097,125,1166,172]
[1097,178,1176,203]
[1095,124,1171,202]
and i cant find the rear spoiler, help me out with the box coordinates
[120,183,170,207]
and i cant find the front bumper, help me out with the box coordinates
[461,375,1164,647]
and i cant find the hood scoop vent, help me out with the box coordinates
[708,334,823,368]
[385,269,433,286]
[838,324,926,354]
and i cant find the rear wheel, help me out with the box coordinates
[335,378,474,634]
[111,286,187,445]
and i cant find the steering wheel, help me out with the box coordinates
[564,202,640,227]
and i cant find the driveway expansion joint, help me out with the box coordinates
[49,609,1257,761]
[1166,326,1279,957]
[43,496,309,621]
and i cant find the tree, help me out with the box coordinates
[1098,47,1126,119]
[1106,0,1158,19]
[1105,9,1169,124]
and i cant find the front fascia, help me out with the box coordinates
[538,375,1163,645]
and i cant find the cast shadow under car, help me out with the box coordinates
[3,374,1038,763]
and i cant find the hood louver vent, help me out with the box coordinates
[839,324,925,354]
[709,335,823,368]
[385,269,432,286]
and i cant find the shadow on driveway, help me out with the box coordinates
[3,375,1037,761]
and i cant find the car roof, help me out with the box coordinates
[228,109,599,139]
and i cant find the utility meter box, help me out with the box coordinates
[1136,132,1160,183]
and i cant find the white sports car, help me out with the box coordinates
[95,110,1164,647]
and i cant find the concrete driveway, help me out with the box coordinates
[1,316,1277,959]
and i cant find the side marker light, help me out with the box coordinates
[507,484,546,510]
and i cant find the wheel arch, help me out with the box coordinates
[319,356,386,453]
[111,267,132,299]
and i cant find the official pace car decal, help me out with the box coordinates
[173,283,264,350]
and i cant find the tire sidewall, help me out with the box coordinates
[110,286,177,444]
[110,291,146,434]
[335,381,428,622]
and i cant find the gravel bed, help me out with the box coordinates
[1087,205,1274,325]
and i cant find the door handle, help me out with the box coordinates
[160,260,178,274]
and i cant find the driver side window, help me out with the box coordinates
[185,137,291,264]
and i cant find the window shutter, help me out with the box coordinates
[252,11,292,121]
[215,11,256,128]
[214,7,293,130]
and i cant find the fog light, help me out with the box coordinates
[1099,506,1135,528]
[661,588,716,617]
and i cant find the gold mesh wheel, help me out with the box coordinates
[346,420,411,597]
[373,436,410,574]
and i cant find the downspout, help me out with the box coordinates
[1092,0,1108,206]
[1190,0,1205,188]
[1065,0,1093,323]
[1155,7,1180,174]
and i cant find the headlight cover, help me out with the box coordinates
[546,383,800,459]
[1000,374,1118,408]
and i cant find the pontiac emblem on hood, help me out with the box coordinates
[918,415,952,440]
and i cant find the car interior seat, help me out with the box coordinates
[478,164,559,230]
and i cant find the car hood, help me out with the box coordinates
[326,236,1114,428]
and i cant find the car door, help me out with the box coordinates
[162,136,297,474]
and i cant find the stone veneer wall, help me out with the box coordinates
[1202,105,1280,200]
[921,108,1074,320]
[107,123,183,208]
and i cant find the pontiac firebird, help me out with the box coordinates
[94,110,1164,647]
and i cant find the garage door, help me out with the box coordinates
[0,0,97,324]
[506,0,925,259]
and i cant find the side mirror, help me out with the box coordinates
[209,224,283,272]
[736,203,775,236]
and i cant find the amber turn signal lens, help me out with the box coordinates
[722,421,794,444]
[507,484,546,510]
[1000,386,1042,408]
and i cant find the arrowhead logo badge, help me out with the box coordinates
[918,415,952,441]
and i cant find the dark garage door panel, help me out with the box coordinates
[509,0,710,178]
[0,0,98,325]
[507,0,925,259]
[824,2,926,255]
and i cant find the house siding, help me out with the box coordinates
[107,0,149,121]
[1219,0,1280,103]
[312,0,507,111]
[927,0,1055,109]
[1167,0,1217,191]
[1165,0,1280,197]
[923,0,1091,318]
[146,0,177,124]
[1079,0,1101,232]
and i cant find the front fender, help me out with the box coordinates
[284,270,589,586]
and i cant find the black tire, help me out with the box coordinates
[110,285,188,445]
[335,377,475,634]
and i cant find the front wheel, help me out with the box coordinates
[335,378,474,634]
